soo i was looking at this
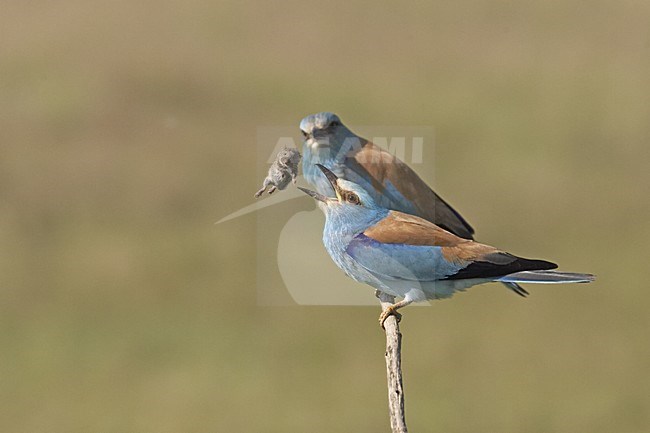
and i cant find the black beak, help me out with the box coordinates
[297,187,328,203]
[316,164,339,192]
[298,164,340,203]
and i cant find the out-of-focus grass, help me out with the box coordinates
[1,1,649,432]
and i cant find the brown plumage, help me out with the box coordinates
[363,210,557,279]
[346,140,475,239]
[364,211,495,260]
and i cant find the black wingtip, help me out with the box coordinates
[445,253,558,281]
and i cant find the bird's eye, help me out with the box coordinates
[346,192,360,205]
[328,121,339,128]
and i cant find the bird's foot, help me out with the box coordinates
[379,306,402,329]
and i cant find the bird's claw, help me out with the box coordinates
[379,306,402,329]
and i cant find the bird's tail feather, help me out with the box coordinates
[498,270,595,284]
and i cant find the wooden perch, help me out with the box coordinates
[378,292,408,433]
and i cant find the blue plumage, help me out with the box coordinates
[346,234,465,282]
[300,112,474,239]
[299,165,594,326]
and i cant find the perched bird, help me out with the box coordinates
[254,147,301,198]
[300,112,474,239]
[299,165,594,326]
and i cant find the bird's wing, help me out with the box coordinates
[346,211,556,282]
[344,141,475,239]
[345,234,464,282]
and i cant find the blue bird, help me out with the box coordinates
[300,112,475,239]
[299,165,594,326]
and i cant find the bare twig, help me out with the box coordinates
[378,292,408,433]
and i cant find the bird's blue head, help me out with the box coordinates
[299,164,388,233]
[300,112,362,192]
[300,112,358,153]
[299,112,341,138]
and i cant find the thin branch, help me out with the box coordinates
[378,292,408,433]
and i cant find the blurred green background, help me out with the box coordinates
[1,1,649,432]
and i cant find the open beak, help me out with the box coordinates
[298,187,328,203]
[298,164,341,203]
[316,164,339,193]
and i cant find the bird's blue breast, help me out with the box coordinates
[320,208,390,289]
[302,145,338,195]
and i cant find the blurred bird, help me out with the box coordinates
[300,112,474,239]
[299,165,594,326]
